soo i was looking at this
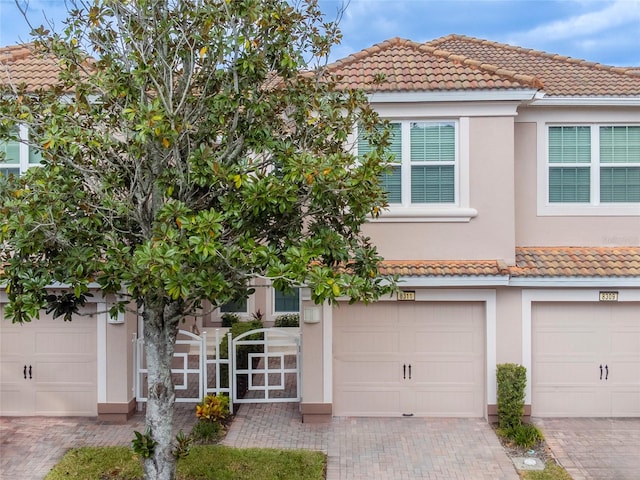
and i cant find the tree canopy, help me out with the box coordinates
[0,1,394,478]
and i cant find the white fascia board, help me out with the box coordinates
[367,89,538,104]
[530,97,640,107]
[397,275,510,287]
[510,276,640,287]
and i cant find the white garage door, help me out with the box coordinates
[532,302,640,417]
[0,304,98,416]
[333,301,485,417]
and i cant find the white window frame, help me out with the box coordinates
[538,122,640,216]
[359,117,476,223]
[273,287,300,314]
[0,125,41,176]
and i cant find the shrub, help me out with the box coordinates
[220,312,240,327]
[274,313,300,327]
[196,395,230,423]
[498,423,544,449]
[496,363,527,430]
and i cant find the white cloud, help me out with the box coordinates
[509,0,640,43]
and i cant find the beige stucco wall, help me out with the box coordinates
[105,308,137,403]
[514,120,640,247]
[300,300,326,403]
[364,116,517,264]
[495,287,522,364]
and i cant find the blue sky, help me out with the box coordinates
[1,0,639,66]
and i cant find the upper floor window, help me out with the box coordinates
[548,125,640,205]
[0,125,41,177]
[356,119,476,222]
[274,288,299,313]
[359,121,456,206]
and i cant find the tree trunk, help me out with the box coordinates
[142,298,182,480]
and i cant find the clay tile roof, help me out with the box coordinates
[0,43,61,91]
[379,259,510,277]
[512,247,640,277]
[426,34,640,97]
[325,37,542,93]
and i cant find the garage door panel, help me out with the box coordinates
[335,360,402,384]
[533,302,640,417]
[611,391,640,416]
[411,359,479,384]
[412,387,482,417]
[333,301,485,417]
[36,388,97,416]
[35,330,94,354]
[536,361,599,385]
[535,388,606,417]
[36,361,96,384]
[0,304,98,416]
[335,330,401,354]
[334,389,402,416]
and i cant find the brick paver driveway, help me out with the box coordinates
[223,403,518,480]
[535,417,640,480]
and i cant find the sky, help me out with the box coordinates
[1,0,639,66]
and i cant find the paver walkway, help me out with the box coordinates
[222,402,519,480]
[0,405,198,480]
[534,417,640,480]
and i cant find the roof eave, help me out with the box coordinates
[366,88,539,103]
[530,96,640,107]
[509,276,640,287]
[398,275,510,287]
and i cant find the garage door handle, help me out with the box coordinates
[29,365,32,379]
[600,364,603,380]
[605,365,608,381]
[403,364,406,379]
[408,364,412,379]
[24,365,27,379]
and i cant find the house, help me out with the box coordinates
[1,36,639,423]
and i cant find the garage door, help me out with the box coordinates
[0,304,98,416]
[333,301,485,417]
[532,302,640,417]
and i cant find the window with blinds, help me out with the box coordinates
[547,125,640,205]
[0,126,42,177]
[274,288,300,313]
[358,120,457,206]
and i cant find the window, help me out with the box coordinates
[0,125,41,177]
[548,125,640,205]
[274,288,299,313]
[358,121,457,205]
[220,298,247,313]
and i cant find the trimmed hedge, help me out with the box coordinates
[496,363,527,430]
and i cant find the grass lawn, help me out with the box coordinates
[45,445,326,480]
[520,462,573,480]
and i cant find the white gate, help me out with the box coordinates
[232,328,301,404]
[134,329,234,410]
[134,327,300,409]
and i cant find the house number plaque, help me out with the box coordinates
[599,291,618,302]
[397,290,415,301]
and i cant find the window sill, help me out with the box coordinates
[369,206,478,223]
[538,204,640,216]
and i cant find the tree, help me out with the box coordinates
[0,1,394,478]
